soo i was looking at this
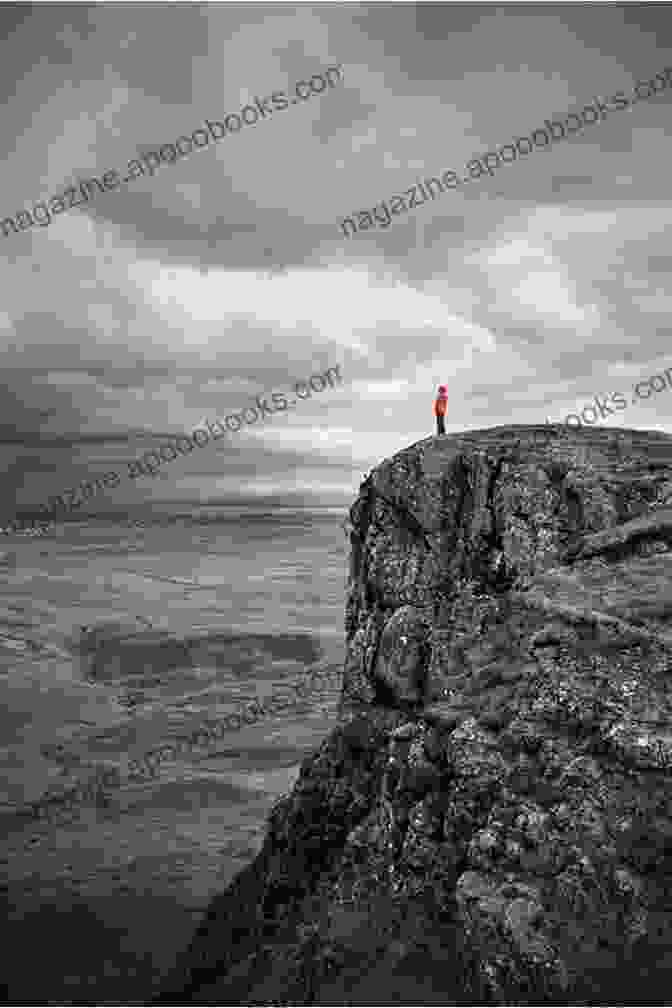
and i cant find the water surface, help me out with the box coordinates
[0,506,346,1003]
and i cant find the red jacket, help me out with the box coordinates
[434,394,448,418]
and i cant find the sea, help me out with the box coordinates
[0,505,348,1004]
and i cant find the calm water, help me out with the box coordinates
[0,506,347,1004]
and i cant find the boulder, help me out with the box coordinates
[373,605,429,705]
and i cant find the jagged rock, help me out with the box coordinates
[162,426,672,1005]
[390,721,421,741]
[341,613,380,706]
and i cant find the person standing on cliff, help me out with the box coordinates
[434,385,448,435]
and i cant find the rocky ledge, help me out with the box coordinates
[160,425,672,1004]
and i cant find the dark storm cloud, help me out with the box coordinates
[23,364,178,391]
[647,256,672,273]
[0,431,132,448]
[549,175,597,194]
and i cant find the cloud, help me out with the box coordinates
[1,5,671,514]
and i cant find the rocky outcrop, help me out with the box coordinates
[161,425,672,1004]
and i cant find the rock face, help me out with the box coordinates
[161,425,672,1004]
[373,604,430,705]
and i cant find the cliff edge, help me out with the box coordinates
[161,425,672,1004]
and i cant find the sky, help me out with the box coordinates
[1,2,671,519]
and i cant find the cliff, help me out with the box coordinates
[160,424,672,1004]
